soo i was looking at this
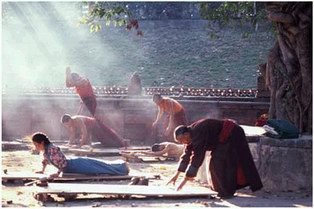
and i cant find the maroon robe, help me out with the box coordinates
[83,117,124,147]
[178,118,263,197]
[75,79,97,116]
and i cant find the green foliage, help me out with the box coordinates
[200,2,268,38]
[79,2,142,35]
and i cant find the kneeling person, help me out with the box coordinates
[61,114,125,148]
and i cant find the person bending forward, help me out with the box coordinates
[167,118,263,198]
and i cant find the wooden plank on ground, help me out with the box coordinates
[121,152,176,163]
[2,171,160,183]
[34,183,215,199]
[1,171,132,182]
[2,141,30,151]
[2,172,47,181]
[119,146,151,151]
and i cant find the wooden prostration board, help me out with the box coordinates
[2,141,30,151]
[34,183,215,198]
[121,152,177,163]
[2,171,132,182]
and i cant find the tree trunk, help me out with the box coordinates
[265,2,312,134]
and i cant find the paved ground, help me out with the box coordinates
[1,150,312,208]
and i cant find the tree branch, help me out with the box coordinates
[267,12,294,24]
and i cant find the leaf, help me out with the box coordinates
[90,24,95,33]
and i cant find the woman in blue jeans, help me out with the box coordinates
[31,132,129,178]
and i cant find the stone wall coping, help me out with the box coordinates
[259,135,312,149]
[2,94,270,105]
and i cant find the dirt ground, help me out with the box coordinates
[1,150,312,208]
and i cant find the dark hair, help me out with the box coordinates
[153,94,162,102]
[61,114,71,123]
[71,73,80,81]
[32,132,51,145]
[151,143,166,152]
[174,125,190,137]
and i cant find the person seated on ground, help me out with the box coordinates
[31,132,129,178]
[152,94,187,142]
[140,142,185,158]
[167,118,263,199]
[66,66,97,117]
[60,114,125,148]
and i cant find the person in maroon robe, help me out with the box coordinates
[66,66,97,116]
[61,114,125,148]
[167,118,263,199]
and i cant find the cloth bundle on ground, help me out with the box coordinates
[263,119,299,139]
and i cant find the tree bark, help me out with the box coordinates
[265,2,312,133]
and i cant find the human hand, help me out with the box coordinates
[49,173,60,179]
[66,66,71,74]
[176,177,193,191]
[166,172,180,186]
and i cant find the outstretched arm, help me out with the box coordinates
[78,118,90,146]
[66,66,74,87]
[68,125,76,144]
[167,170,181,186]
[176,176,194,191]
[153,106,164,126]
[141,145,169,156]
[65,66,88,87]
[35,159,48,174]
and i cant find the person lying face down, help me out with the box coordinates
[140,142,185,158]
[31,132,129,178]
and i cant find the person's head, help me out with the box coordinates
[174,125,191,144]
[131,72,140,82]
[60,114,72,126]
[71,72,82,82]
[31,132,51,151]
[153,94,163,104]
[151,143,166,152]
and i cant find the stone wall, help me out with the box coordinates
[2,94,269,144]
[2,94,311,192]
[197,135,312,192]
[257,135,312,192]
